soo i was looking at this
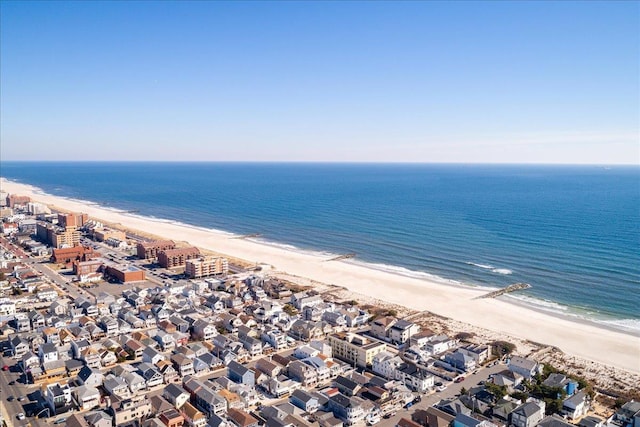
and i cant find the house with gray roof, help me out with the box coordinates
[328,393,367,426]
[228,360,255,386]
[77,366,104,387]
[84,410,113,427]
[445,351,477,372]
[389,319,420,344]
[137,362,164,388]
[510,401,546,427]
[290,389,320,413]
[74,385,101,411]
[537,415,575,427]
[163,383,190,409]
[563,391,589,420]
[508,356,542,379]
[103,374,130,398]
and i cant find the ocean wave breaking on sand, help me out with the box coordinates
[506,294,640,333]
[3,177,637,336]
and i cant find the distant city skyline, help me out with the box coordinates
[1,1,638,164]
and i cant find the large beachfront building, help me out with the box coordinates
[7,194,31,208]
[158,247,201,269]
[136,240,176,260]
[327,333,387,368]
[185,256,229,279]
[58,212,88,229]
[37,223,81,249]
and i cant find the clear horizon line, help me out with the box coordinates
[1,159,639,167]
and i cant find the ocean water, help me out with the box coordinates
[2,162,639,331]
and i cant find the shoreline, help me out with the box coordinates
[1,177,639,375]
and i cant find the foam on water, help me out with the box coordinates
[467,262,513,275]
[348,258,492,291]
[467,262,495,269]
[2,164,638,332]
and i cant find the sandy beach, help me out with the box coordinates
[2,178,639,375]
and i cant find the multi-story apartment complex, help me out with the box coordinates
[7,194,30,208]
[37,222,81,248]
[52,228,81,248]
[327,333,387,368]
[136,240,176,260]
[157,247,201,268]
[185,256,229,278]
[58,212,88,229]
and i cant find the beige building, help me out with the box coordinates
[94,228,126,242]
[52,228,81,248]
[327,333,387,368]
[110,395,152,426]
[185,256,229,279]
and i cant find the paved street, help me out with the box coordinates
[375,361,507,427]
[0,352,42,427]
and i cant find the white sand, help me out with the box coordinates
[2,178,639,374]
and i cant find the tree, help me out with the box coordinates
[491,341,516,357]
[512,391,529,402]
[485,382,507,400]
[283,304,298,316]
[545,398,563,415]
[455,332,475,341]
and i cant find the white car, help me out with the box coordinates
[436,385,447,392]
[16,413,25,420]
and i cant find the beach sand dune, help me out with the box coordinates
[2,178,639,375]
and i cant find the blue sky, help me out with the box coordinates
[1,1,638,164]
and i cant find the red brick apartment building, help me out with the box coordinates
[157,247,201,268]
[52,246,98,265]
[7,194,30,208]
[136,240,176,260]
[58,212,88,229]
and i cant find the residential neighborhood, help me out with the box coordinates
[0,199,638,427]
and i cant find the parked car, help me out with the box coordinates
[2,365,9,371]
[16,413,25,420]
